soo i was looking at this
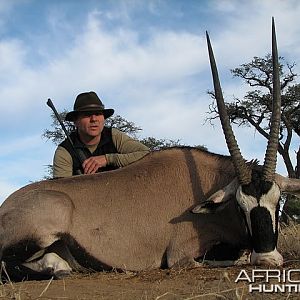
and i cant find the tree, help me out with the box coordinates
[139,137,182,150]
[43,110,75,145]
[206,54,300,221]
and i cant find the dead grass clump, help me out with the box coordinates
[278,222,300,261]
[0,261,54,299]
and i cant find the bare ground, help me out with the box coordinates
[1,223,300,300]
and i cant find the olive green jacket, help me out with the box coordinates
[53,128,150,178]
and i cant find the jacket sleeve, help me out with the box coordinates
[105,128,150,167]
[53,146,73,178]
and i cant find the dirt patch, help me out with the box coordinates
[1,224,300,300]
[2,262,300,299]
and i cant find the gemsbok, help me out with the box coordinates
[1,19,299,281]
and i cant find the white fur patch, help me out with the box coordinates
[236,186,257,235]
[251,248,283,266]
[259,183,281,231]
[23,252,71,274]
[236,182,281,233]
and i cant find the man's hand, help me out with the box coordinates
[82,155,108,174]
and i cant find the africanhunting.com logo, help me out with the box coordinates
[235,269,300,293]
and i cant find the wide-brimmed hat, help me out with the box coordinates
[65,91,114,122]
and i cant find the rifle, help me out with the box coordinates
[46,98,86,175]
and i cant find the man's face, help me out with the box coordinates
[74,112,105,138]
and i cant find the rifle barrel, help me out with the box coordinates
[47,98,85,174]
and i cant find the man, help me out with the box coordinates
[53,91,150,177]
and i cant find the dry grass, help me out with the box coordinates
[0,262,54,299]
[278,222,300,262]
[0,224,299,299]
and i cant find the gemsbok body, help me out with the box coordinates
[1,19,300,281]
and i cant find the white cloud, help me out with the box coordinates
[0,133,55,205]
[206,0,300,69]
[0,9,207,124]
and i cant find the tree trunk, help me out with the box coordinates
[296,146,300,179]
[281,146,300,224]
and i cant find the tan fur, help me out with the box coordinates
[0,148,249,271]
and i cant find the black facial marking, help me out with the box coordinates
[274,199,280,247]
[241,170,273,202]
[237,169,281,253]
[250,206,277,252]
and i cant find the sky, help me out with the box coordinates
[1,0,300,203]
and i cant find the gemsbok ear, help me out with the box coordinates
[209,178,239,203]
[192,178,239,214]
[191,201,231,214]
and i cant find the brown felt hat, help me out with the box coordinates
[65,91,114,122]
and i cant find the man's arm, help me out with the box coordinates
[53,129,150,176]
[106,128,150,167]
[53,146,73,178]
